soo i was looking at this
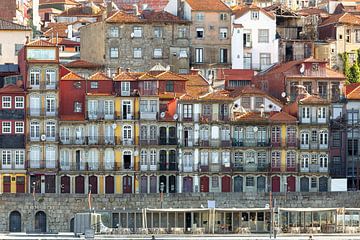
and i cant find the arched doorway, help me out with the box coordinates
[75,175,84,194]
[123,176,132,193]
[183,177,193,192]
[300,177,309,192]
[234,176,243,192]
[221,176,231,192]
[61,175,70,193]
[200,176,209,192]
[319,177,328,192]
[89,175,98,194]
[287,176,296,192]
[105,176,114,194]
[272,176,280,192]
[35,211,46,233]
[70,218,74,232]
[9,211,21,232]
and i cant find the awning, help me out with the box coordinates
[279,208,338,212]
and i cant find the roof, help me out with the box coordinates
[234,112,268,123]
[112,0,169,12]
[269,111,297,123]
[39,0,78,5]
[61,71,85,80]
[155,71,188,81]
[138,72,157,81]
[57,4,103,17]
[106,10,143,23]
[344,83,360,100]
[296,7,329,16]
[199,89,233,101]
[43,23,68,38]
[49,38,80,46]
[186,0,231,11]
[180,73,210,100]
[0,19,31,31]
[319,13,360,27]
[113,71,138,81]
[233,4,275,20]
[299,94,330,105]
[217,69,254,81]
[0,84,24,94]
[63,59,102,68]
[26,39,56,47]
[88,72,111,81]
[106,10,186,23]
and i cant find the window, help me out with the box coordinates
[219,28,228,39]
[143,81,152,91]
[183,104,193,119]
[2,150,11,166]
[154,27,162,38]
[257,151,267,166]
[200,151,209,166]
[271,151,281,168]
[45,69,56,86]
[318,82,327,98]
[304,81,312,94]
[286,151,296,168]
[346,29,351,43]
[202,104,212,116]
[15,44,23,56]
[244,53,252,69]
[150,149,156,165]
[234,151,244,165]
[133,48,142,58]
[211,152,219,164]
[110,47,118,58]
[153,48,162,58]
[258,29,269,43]
[260,53,271,69]
[196,28,204,38]
[318,107,326,120]
[15,150,24,166]
[245,150,256,164]
[301,132,309,145]
[319,154,328,168]
[195,12,205,21]
[133,26,142,37]
[109,26,119,37]
[220,48,228,63]
[2,122,11,134]
[140,150,148,165]
[356,29,360,43]
[2,96,11,108]
[200,126,209,140]
[255,97,264,108]
[166,81,174,92]
[348,139,359,155]
[123,125,132,140]
[195,48,203,63]
[222,152,230,164]
[46,121,56,139]
[332,131,340,147]
[246,177,254,187]
[311,130,317,142]
[15,122,24,134]
[45,96,56,114]
[320,131,328,145]
[150,125,157,140]
[15,96,24,109]
[302,107,310,119]
[140,125,147,140]
[178,27,187,38]
[212,176,219,188]
[179,48,187,58]
[301,154,309,168]
[220,13,228,20]
[74,102,82,112]
[271,126,281,143]
[311,154,317,164]
[251,11,259,20]
[90,81,98,89]
[221,126,230,141]
[311,178,317,188]
[30,121,40,140]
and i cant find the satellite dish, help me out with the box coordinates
[134,150,139,156]
[253,126,258,132]
[281,92,287,98]
[173,113,178,120]
[130,32,135,38]
[160,112,166,118]
[41,134,46,141]
[112,123,117,129]
[268,104,273,109]
[299,63,305,74]
[260,104,265,109]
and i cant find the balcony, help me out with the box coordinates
[86,111,115,121]
[232,138,271,147]
[199,165,209,172]
[1,163,25,170]
[28,160,57,169]
[28,135,58,142]
[27,108,58,117]
[159,162,178,171]
[27,82,58,90]
[140,139,158,145]
[140,111,157,120]
[159,137,177,145]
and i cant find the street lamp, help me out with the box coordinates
[160,182,165,209]
[32,181,36,232]
[284,182,288,203]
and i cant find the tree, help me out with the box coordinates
[341,52,353,84]
[350,60,360,83]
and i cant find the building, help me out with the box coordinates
[216,69,254,90]
[0,19,32,64]
[231,4,278,71]
[19,39,60,193]
[63,59,103,78]
[253,58,346,102]
[0,0,29,25]
[317,12,360,70]
[166,0,232,79]
[0,83,26,193]
[80,10,191,74]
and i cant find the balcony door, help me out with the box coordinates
[122,100,132,120]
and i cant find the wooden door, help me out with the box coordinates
[150,175,157,193]
[140,175,147,193]
[105,176,114,194]
[300,177,309,192]
[9,211,21,232]
[89,175,98,194]
[61,175,70,193]
[35,211,46,232]
[3,176,11,193]
[257,176,266,192]
[200,176,209,192]
[221,176,231,192]
[75,176,84,194]
[319,177,328,192]
[123,176,132,193]
[234,176,243,192]
[183,177,193,193]
[271,176,280,192]
[45,175,56,193]
[287,176,296,192]
[16,176,25,193]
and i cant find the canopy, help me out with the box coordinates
[279,208,338,212]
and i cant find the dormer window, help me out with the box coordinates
[90,81,98,89]
[121,82,130,96]
[251,11,259,20]
[312,63,319,71]
[166,81,174,92]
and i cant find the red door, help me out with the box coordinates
[16,176,25,193]
[272,176,280,192]
[61,176,70,193]
[75,176,84,194]
[287,176,296,192]
[123,176,132,193]
[3,176,11,193]
[222,176,231,192]
[200,176,209,192]
[89,176,98,194]
[105,176,114,194]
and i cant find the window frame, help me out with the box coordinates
[15,121,24,134]
[2,96,11,109]
[15,96,24,109]
[110,47,119,59]
[2,121,11,134]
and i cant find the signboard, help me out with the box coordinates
[331,179,347,192]
[208,200,216,209]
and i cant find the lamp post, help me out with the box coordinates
[284,182,288,203]
[32,181,36,232]
[160,182,165,209]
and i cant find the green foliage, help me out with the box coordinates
[341,52,360,84]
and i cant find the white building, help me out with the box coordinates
[231,5,278,71]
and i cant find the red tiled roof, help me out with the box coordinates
[113,71,138,81]
[61,71,85,80]
[344,83,360,100]
[141,10,188,23]
[269,111,297,123]
[0,84,24,93]
[186,0,231,11]
[88,72,111,81]
[0,19,31,31]
[43,23,68,38]
[155,71,188,81]
[296,7,329,16]
[27,39,56,47]
[39,0,78,5]
[138,72,157,81]
[234,112,268,123]
[113,0,169,12]
[217,69,254,81]
[199,89,233,101]
[49,38,80,46]
[106,10,143,23]
[319,12,360,27]
[64,59,102,68]
[233,4,275,20]
[299,94,330,105]
[58,5,103,17]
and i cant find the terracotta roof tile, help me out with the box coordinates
[233,4,275,20]
[64,59,102,68]
[0,19,31,30]
[186,0,231,11]
[199,89,233,101]
[58,5,103,17]
[319,13,360,27]
[43,24,68,38]
[217,69,254,81]
[182,73,209,87]
[106,10,143,23]
[138,72,157,80]
[39,0,78,5]
[296,7,329,16]
[269,111,297,123]
[88,72,111,81]
[234,112,268,123]
[27,39,56,47]
[113,71,138,81]
[345,83,360,100]
[141,10,188,23]
[0,84,25,93]
[61,71,85,81]
[299,94,330,105]
[113,0,169,12]
[155,71,188,81]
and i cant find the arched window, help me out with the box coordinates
[123,125,132,142]
[150,149,156,166]
[45,121,56,140]
[301,154,309,169]
[140,150,147,165]
[301,131,310,145]
[287,126,297,144]
[88,149,99,170]
[319,154,328,168]
[29,68,40,86]
[30,121,40,140]
[104,148,114,170]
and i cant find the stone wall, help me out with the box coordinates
[2,192,360,233]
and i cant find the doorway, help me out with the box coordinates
[35,211,46,233]
[185,212,191,231]
[123,152,131,169]
[9,211,21,232]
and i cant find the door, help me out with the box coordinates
[169,175,176,193]
[75,176,84,194]
[287,176,296,192]
[3,176,11,193]
[89,175,98,194]
[35,211,46,232]
[122,101,132,119]
[61,175,70,193]
[30,95,40,116]
[159,175,167,193]
[169,127,176,145]
[257,176,266,192]
[319,177,328,192]
[234,176,243,192]
[140,176,147,193]
[76,150,81,170]
[105,176,114,194]
[45,175,56,193]
[183,177,193,193]
[200,176,209,192]
[271,176,280,192]
[221,176,231,192]
[160,127,167,144]
[123,176,132,193]
[88,100,98,119]
[123,152,131,169]
[9,211,21,232]
[300,177,309,192]
[16,176,25,193]
[150,175,157,193]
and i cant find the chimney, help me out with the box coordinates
[117,67,122,74]
[133,4,140,16]
[126,68,130,72]
[26,36,29,44]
